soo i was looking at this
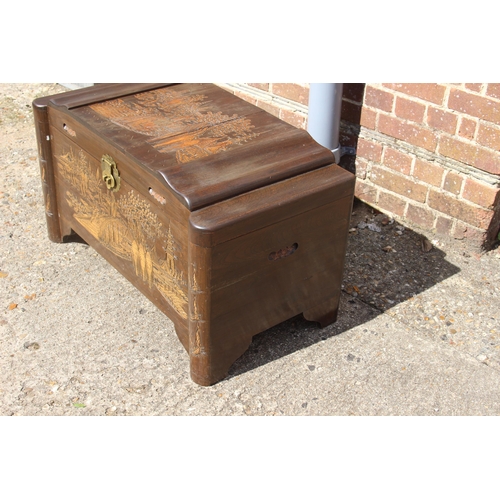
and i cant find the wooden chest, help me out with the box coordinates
[33,83,355,386]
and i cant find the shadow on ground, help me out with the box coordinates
[227,198,461,379]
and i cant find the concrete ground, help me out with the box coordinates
[1,83,500,416]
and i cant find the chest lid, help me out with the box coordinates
[44,83,336,211]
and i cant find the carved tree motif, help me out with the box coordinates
[55,146,188,319]
[90,87,261,165]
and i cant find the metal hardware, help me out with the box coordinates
[101,154,121,192]
[340,146,356,157]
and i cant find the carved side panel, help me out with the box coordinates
[187,243,213,383]
[33,102,63,242]
[53,144,189,321]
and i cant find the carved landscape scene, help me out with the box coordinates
[90,87,260,164]
[55,147,188,319]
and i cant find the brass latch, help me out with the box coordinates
[101,154,121,192]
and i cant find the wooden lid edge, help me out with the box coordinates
[189,165,355,247]
[33,83,177,110]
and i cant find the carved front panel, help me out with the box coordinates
[53,141,189,322]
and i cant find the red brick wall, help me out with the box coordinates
[218,83,500,250]
[344,83,500,249]
[218,83,309,129]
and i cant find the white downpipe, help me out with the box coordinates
[307,83,344,164]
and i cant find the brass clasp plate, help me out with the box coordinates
[101,154,121,192]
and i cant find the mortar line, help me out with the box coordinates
[341,121,500,187]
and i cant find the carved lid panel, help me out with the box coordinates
[61,84,335,210]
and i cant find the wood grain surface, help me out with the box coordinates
[34,83,355,385]
[53,83,336,210]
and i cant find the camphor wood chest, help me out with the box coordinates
[33,83,355,386]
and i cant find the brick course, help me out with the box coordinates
[383,147,413,175]
[271,84,309,105]
[354,157,369,180]
[279,108,306,128]
[357,138,383,162]
[462,178,500,209]
[382,83,446,105]
[438,136,478,166]
[365,87,394,112]
[477,123,500,150]
[465,83,483,93]
[475,148,500,175]
[247,83,269,91]
[448,89,500,124]
[357,84,500,247]
[254,99,280,118]
[412,159,445,187]
[486,84,500,100]
[379,114,438,152]
[354,179,378,204]
[377,190,406,216]
[371,166,428,203]
[426,107,458,135]
[428,190,493,230]
[443,171,463,195]
[395,96,426,122]
[360,107,377,129]
[234,90,257,105]
[458,117,477,140]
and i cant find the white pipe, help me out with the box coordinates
[307,83,344,164]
